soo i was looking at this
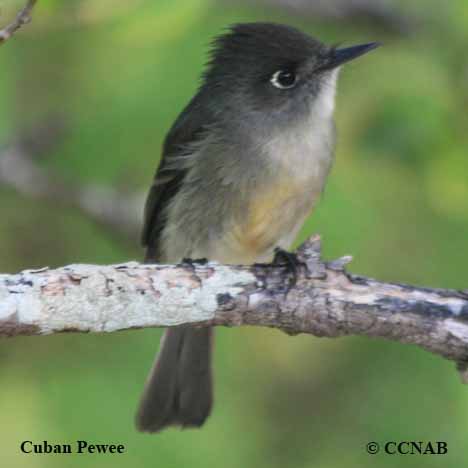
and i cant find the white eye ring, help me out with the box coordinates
[270,69,298,89]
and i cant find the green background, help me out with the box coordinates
[1,0,467,466]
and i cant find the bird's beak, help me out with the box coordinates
[321,42,380,70]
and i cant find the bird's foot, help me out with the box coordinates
[272,247,305,292]
[181,257,208,267]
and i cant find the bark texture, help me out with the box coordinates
[1,236,468,381]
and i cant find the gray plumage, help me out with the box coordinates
[135,22,378,433]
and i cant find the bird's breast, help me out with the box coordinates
[205,115,334,264]
[216,172,321,264]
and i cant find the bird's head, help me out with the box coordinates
[202,23,379,127]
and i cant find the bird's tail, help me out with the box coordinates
[135,327,213,433]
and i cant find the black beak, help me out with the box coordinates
[322,42,380,70]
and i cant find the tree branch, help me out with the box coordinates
[0,0,37,45]
[1,236,468,381]
[0,120,143,243]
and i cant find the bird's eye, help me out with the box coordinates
[270,69,297,89]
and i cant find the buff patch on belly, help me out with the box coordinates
[225,180,318,261]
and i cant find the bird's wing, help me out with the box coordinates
[142,92,213,261]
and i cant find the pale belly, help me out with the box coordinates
[208,179,321,264]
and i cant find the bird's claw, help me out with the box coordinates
[272,247,305,292]
[181,257,208,267]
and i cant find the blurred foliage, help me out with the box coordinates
[0,0,467,467]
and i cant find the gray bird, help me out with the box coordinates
[135,22,378,433]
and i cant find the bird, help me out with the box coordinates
[135,22,378,433]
